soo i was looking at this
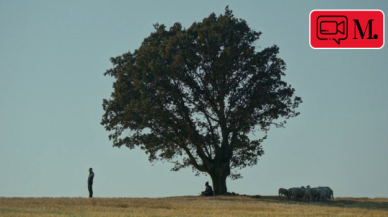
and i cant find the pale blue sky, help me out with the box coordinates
[0,0,387,198]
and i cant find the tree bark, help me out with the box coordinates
[211,173,228,195]
[206,147,232,195]
[209,160,230,195]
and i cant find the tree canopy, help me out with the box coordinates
[101,6,302,195]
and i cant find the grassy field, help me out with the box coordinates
[0,195,387,217]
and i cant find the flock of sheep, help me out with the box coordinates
[278,186,334,202]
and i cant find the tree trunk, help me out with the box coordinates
[211,173,228,195]
[206,149,231,195]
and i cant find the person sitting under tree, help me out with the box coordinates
[201,182,213,196]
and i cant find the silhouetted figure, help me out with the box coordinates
[88,168,94,198]
[201,181,213,196]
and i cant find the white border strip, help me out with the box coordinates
[309,9,385,49]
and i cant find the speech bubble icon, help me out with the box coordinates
[317,16,348,45]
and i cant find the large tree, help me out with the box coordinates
[101,7,302,195]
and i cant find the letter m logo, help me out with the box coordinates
[353,19,374,39]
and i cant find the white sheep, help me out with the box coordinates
[287,188,294,200]
[292,188,306,201]
[315,189,328,202]
[278,188,289,197]
[303,188,319,202]
[318,186,334,201]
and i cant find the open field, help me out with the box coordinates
[0,196,387,217]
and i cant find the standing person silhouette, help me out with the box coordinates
[87,168,94,198]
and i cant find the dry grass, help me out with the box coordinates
[0,195,387,216]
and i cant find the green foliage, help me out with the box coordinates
[102,6,301,182]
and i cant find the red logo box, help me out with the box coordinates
[310,10,384,49]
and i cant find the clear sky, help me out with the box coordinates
[0,0,387,198]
